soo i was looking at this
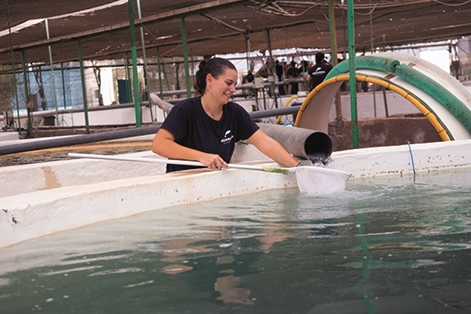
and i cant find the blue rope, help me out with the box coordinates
[408,141,416,177]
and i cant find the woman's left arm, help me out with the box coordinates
[247,129,300,168]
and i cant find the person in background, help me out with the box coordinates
[286,60,299,95]
[282,60,289,74]
[298,60,312,91]
[152,57,300,173]
[306,52,332,91]
[275,60,285,95]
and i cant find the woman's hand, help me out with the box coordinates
[198,153,228,170]
[152,129,228,170]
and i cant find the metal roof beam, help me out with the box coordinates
[0,0,249,54]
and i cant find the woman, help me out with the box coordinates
[152,57,300,172]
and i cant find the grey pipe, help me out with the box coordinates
[0,125,161,156]
[249,106,300,119]
[152,93,302,119]
[258,123,333,161]
[150,94,173,115]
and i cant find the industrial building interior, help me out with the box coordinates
[2,3,471,313]
[2,0,471,64]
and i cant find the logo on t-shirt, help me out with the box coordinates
[221,130,234,144]
[311,67,326,76]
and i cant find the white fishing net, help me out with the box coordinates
[295,167,351,195]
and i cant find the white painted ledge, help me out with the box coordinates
[1,139,471,248]
[0,167,297,248]
[330,139,471,178]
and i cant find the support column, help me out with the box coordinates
[180,17,191,99]
[328,0,343,121]
[124,55,132,103]
[11,57,21,134]
[128,0,142,127]
[6,0,22,135]
[45,19,59,122]
[347,0,359,149]
[157,47,164,99]
[265,28,278,108]
[36,66,47,111]
[137,0,153,121]
[244,20,251,73]
[369,0,377,117]
[61,63,67,109]
[78,40,90,134]
[21,50,32,138]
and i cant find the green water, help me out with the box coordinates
[1,168,470,313]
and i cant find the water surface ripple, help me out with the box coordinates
[1,168,470,313]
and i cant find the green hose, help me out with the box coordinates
[325,55,471,135]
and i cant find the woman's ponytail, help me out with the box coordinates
[194,60,207,95]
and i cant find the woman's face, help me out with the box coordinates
[206,68,238,105]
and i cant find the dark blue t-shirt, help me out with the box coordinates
[307,62,332,90]
[160,97,259,172]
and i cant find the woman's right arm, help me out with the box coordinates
[152,128,228,170]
